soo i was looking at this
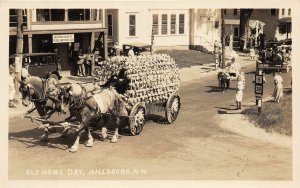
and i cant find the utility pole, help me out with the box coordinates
[14,9,24,104]
[221,9,225,69]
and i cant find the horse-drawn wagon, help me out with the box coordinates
[20,54,181,152]
[95,54,181,135]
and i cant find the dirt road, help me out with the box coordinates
[8,60,292,180]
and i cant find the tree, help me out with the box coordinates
[16,9,23,54]
[14,9,24,103]
[239,9,253,51]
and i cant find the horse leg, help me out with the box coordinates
[39,128,49,142]
[101,115,108,140]
[69,121,87,152]
[85,126,94,147]
[110,116,120,143]
[69,131,82,152]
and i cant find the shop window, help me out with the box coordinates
[68,9,91,21]
[108,14,113,37]
[233,9,238,15]
[179,14,185,34]
[161,14,168,35]
[129,15,136,36]
[271,9,277,16]
[37,9,64,22]
[234,27,239,37]
[288,9,291,16]
[170,14,176,34]
[282,9,285,15]
[9,9,27,27]
[152,14,159,35]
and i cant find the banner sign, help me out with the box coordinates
[53,34,74,43]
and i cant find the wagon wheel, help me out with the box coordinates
[165,93,181,124]
[129,103,146,135]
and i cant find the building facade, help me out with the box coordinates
[9,8,222,73]
[9,9,108,74]
[224,8,292,43]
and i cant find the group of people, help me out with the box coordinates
[9,61,31,108]
[221,57,284,110]
[76,49,93,77]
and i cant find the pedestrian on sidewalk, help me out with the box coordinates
[235,73,245,110]
[214,40,221,69]
[250,47,255,60]
[272,72,283,103]
[77,49,86,77]
[9,65,16,108]
[85,48,93,76]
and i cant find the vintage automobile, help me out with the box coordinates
[122,42,152,56]
[9,53,62,80]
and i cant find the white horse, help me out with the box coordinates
[60,83,127,152]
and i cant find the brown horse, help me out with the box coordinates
[59,83,127,152]
[19,76,65,119]
[19,76,66,141]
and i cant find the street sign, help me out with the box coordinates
[255,74,264,95]
[53,34,74,43]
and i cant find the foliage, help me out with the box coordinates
[243,93,292,136]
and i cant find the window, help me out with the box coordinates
[91,9,97,21]
[161,14,168,35]
[271,9,277,16]
[233,9,238,15]
[108,14,113,36]
[224,9,227,15]
[129,15,136,36]
[282,9,285,15]
[152,14,159,35]
[234,27,239,37]
[68,9,91,21]
[37,9,64,21]
[288,8,291,16]
[170,14,176,34]
[9,9,27,27]
[179,14,184,34]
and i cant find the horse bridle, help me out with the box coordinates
[20,78,47,103]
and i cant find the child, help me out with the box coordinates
[250,47,255,60]
[235,74,245,110]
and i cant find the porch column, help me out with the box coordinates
[28,34,32,53]
[103,31,108,60]
[65,9,68,21]
[91,32,95,76]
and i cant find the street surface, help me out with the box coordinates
[8,55,292,180]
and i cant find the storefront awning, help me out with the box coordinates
[279,17,291,23]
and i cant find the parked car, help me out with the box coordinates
[122,43,152,56]
[9,53,62,80]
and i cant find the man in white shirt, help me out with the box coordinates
[128,47,135,57]
[21,62,31,80]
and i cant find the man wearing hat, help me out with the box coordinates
[21,62,31,80]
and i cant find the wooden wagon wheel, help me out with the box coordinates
[165,93,181,124]
[129,102,146,135]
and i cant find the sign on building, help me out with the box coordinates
[53,34,74,43]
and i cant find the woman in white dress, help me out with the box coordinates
[272,72,284,103]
